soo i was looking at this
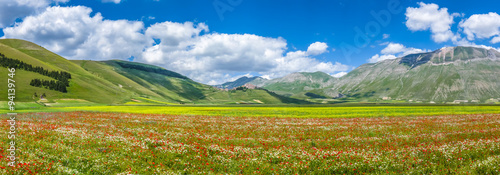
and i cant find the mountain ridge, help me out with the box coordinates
[0,39,309,105]
[3,38,499,104]
[318,46,500,102]
[249,71,338,99]
[214,76,264,90]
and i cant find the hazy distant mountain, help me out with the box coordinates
[317,46,500,102]
[252,71,337,98]
[214,76,265,89]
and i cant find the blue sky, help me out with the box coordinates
[1,0,500,84]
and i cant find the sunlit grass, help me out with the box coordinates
[1,112,500,174]
[48,105,500,118]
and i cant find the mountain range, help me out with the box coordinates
[216,46,500,103]
[0,39,307,105]
[318,46,500,103]
[214,76,264,90]
[2,38,500,105]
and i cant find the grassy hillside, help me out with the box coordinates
[75,60,303,104]
[214,76,263,90]
[1,39,306,105]
[74,60,208,104]
[0,39,130,104]
[255,72,337,99]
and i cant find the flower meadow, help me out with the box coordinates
[1,112,500,174]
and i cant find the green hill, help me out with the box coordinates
[0,39,130,104]
[250,72,337,99]
[74,60,309,104]
[0,39,307,105]
[6,39,496,105]
[318,46,500,103]
[74,60,210,104]
[214,76,263,90]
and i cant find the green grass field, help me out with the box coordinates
[2,103,500,118]
[2,111,500,174]
[2,103,500,174]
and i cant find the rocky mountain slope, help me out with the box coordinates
[317,46,500,102]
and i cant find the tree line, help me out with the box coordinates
[30,79,67,93]
[115,61,188,80]
[0,52,71,93]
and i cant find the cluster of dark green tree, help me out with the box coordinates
[304,92,327,99]
[115,61,188,79]
[0,52,71,93]
[234,86,249,91]
[29,79,67,92]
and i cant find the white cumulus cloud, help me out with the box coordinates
[262,50,350,79]
[381,42,428,56]
[368,54,397,63]
[306,42,328,55]
[459,12,500,44]
[454,38,500,52]
[3,6,147,60]
[2,5,351,85]
[405,3,500,46]
[0,0,69,28]
[146,21,208,46]
[332,72,347,78]
[369,43,429,63]
[492,37,500,44]
[139,30,349,84]
[139,23,348,84]
[405,2,459,43]
[139,32,287,79]
[381,43,406,55]
[77,20,148,59]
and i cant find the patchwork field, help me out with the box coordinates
[1,110,500,174]
[3,104,500,118]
